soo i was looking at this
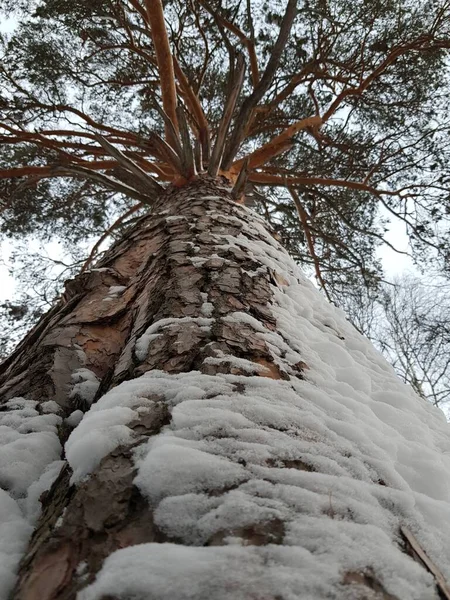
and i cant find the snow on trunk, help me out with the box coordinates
[1,177,450,600]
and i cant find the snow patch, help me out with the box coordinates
[0,398,62,598]
[69,369,100,408]
[78,541,434,600]
[0,490,33,600]
[203,350,269,374]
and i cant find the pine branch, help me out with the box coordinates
[145,0,179,147]
[198,0,259,86]
[221,0,298,169]
[232,115,322,171]
[208,53,246,177]
[147,131,184,176]
[231,158,249,201]
[288,186,332,303]
[94,134,164,195]
[176,106,197,179]
[53,165,156,204]
[153,103,185,160]
[173,55,210,160]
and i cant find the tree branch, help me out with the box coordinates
[173,55,210,160]
[208,53,246,177]
[288,187,333,302]
[198,0,259,86]
[145,0,179,146]
[231,114,322,172]
[94,134,164,195]
[81,202,145,273]
[221,0,298,169]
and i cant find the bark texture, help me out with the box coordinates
[2,177,301,599]
[0,177,441,600]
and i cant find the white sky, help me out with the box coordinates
[376,216,415,277]
[0,244,15,301]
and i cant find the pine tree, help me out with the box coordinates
[1,1,450,598]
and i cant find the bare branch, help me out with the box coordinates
[231,158,249,201]
[288,187,333,302]
[176,106,197,179]
[54,165,155,204]
[81,202,145,274]
[173,55,210,160]
[198,0,259,86]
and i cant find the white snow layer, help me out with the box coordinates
[69,368,100,407]
[0,398,63,599]
[73,200,450,599]
[4,198,450,599]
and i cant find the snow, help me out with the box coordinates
[66,406,137,482]
[65,409,84,428]
[78,541,433,600]
[165,215,187,222]
[0,399,62,497]
[21,460,65,524]
[135,438,247,504]
[5,197,450,599]
[104,285,126,300]
[40,400,62,414]
[0,490,33,600]
[203,350,270,374]
[0,399,63,598]
[71,198,450,599]
[69,368,100,407]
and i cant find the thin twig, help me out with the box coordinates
[198,0,259,86]
[81,203,145,274]
[289,186,333,302]
[400,526,450,599]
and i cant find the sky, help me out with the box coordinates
[0,244,15,301]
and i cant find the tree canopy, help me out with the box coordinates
[1,0,450,341]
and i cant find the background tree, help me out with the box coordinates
[343,274,450,411]
[1,1,450,599]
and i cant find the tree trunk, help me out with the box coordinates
[1,176,449,600]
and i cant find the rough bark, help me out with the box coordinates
[0,177,442,600]
[1,177,299,599]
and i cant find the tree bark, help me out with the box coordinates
[1,176,448,600]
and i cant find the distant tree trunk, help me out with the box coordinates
[1,177,447,600]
